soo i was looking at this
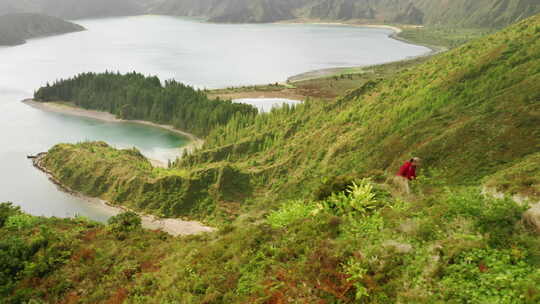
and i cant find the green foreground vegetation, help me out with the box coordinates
[2,180,539,303]
[5,13,540,304]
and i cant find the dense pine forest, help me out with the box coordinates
[34,72,257,137]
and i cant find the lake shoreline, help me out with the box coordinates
[31,152,215,236]
[208,20,445,95]
[23,99,205,163]
[280,21,445,83]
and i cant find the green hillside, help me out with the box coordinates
[152,0,540,28]
[4,12,540,304]
[0,13,84,46]
[40,14,540,219]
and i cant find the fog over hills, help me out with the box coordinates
[0,0,145,19]
[0,13,84,45]
[1,0,538,28]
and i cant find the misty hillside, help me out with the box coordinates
[1,0,538,28]
[0,0,146,19]
[0,13,84,46]
[152,0,540,27]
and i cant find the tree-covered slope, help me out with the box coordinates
[34,72,257,137]
[187,12,540,195]
[0,13,84,46]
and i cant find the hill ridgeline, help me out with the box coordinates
[1,0,538,29]
[0,13,84,46]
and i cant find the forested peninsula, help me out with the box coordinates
[33,72,257,137]
[0,13,84,46]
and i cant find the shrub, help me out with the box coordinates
[445,189,527,246]
[439,248,535,303]
[0,202,21,228]
[324,179,386,218]
[314,174,360,201]
[107,212,142,234]
[4,214,39,230]
[343,258,368,300]
[267,200,317,228]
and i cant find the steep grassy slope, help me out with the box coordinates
[42,14,540,222]
[484,152,540,200]
[189,13,540,196]
[0,13,84,46]
[41,142,251,221]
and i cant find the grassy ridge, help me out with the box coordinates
[42,142,251,221]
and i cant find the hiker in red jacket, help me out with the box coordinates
[394,157,421,194]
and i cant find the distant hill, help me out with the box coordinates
[152,0,540,27]
[1,0,538,28]
[0,0,146,19]
[149,0,302,23]
[0,13,84,46]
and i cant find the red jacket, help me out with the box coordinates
[397,161,416,180]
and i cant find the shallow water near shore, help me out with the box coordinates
[0,15,429,221]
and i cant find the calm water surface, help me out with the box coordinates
[0,16,429,220]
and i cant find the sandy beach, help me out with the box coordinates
[32,152,215,236]
[23,99,204,167]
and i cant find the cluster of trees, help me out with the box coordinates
[34,72,257,137]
